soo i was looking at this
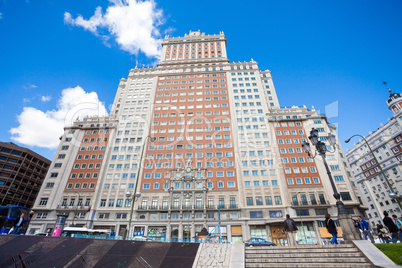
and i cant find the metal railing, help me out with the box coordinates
[136,204,239,211]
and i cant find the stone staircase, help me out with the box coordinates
[245,244,375,268]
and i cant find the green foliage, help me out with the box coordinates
[374,243,402,265]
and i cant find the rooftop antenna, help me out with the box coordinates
[383,81,392,93]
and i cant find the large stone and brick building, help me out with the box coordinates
[28,31,363,244]
[346,88,402,228]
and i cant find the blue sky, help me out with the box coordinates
[1,0,401,160]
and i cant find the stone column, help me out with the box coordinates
[266,225,272,242]
[166,223,171,240]
[313,220,322,245]
[190,222,195,241]
[227,224,232,242]
[178,222,183,240]
[338,214,361,242]
[242,223,249,241]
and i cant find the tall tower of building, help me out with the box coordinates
[29,31,361,244]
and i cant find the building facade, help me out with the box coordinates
[346,88,402,228]
[0,142,50,209]
[29,31,361,244]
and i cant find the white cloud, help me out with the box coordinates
[0,12,3,19]
[10,86,108,149]
[23,83,37,90]
[64,0,164,58]
[41,95,52,102]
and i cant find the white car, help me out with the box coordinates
[132,236,153,241]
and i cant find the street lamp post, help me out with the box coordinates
[345,134,402,211]
[302,128,360,241]
[125,135,155,240]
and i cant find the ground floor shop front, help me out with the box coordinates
[28,218,343,245]
[88,220,337,245]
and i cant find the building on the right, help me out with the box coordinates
[346,85,402,228]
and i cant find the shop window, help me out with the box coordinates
[250,211,263,218]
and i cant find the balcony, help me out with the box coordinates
[206,204,239,210]
[291,201,330,207]
[57,205,90,211]
[135,204,240,211]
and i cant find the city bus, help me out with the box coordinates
[0,205,30,234]
[60,227,118,239]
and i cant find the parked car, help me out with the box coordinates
[244,238,276,247]
[132,236,154,241]
[34,233,50,236]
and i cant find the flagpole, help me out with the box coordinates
[85,207,91,228]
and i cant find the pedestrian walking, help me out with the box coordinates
[377,224,390,243]
[325,214,338,245]
[284,214,298,246]
[357,216,375,243]
[383,211,400,243]
[392,214,402,242]
[9,213,24,235]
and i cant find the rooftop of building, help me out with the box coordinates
[65,115,118,129]
[0,141,51,163]
[162,30,226,44]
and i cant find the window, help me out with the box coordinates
[315,209,328,216]
[296,209,310,216]
[250,211,263,218]
[274,196,282,205]
[36,212,48,219]
[330,165,340,171]
[269,211,283,218]
[39,198,48,206]
[45,182,55,188]
[318,194,326,204]
[334,176,344,181]
[99,213,109,219]
[246,197,254,206]
[340,192,352,201]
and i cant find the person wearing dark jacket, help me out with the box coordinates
[284,214,298,246]
[325,214,338,245]
[383,211,400,243]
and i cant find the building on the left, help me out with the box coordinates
[0,142,51,209]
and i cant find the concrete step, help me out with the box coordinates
[245,257,369,264]
[245,263,374,268]
[245,244,355,250]
[246,248,360,254]
[245,252,364,258]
